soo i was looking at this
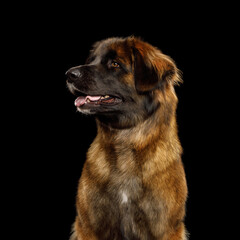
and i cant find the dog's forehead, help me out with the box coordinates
[93,38,132,64]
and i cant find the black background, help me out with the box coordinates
[4,3,235,240]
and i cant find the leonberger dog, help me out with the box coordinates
[66,36,188,240]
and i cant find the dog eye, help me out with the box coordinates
[111,61,120,68]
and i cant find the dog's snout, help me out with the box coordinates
[66,68,81,82]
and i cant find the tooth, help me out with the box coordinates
[105,95,110,98]
[86,99,90,103]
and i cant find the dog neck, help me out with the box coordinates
[94,110,182,173]
[96,105,181,152]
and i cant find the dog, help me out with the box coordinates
[66,36,188,240]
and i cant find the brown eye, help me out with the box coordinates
[111,61,120,68]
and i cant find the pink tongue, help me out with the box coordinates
[74,96,86,107]
[74,96,101,107]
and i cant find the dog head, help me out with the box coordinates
[66,36,181,129]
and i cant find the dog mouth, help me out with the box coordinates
[74,95,122,108]
[67,82,123,112]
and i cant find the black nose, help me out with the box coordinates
[66,68,81,82]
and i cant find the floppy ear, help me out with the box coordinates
[132,40,181,93]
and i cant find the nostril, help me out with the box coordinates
[66,69,81,81]
[70,71,79,79]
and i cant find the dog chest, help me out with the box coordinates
[85,141,167,238]
[117,186,158,239]
[107,176,159,239]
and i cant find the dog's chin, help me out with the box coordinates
[76,107,95,115]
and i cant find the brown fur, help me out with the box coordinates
[67,37,188,240]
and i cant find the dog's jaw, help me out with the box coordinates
[76,107,92,115]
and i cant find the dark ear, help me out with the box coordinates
[132,43,181,93]
[133,47,159,92]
